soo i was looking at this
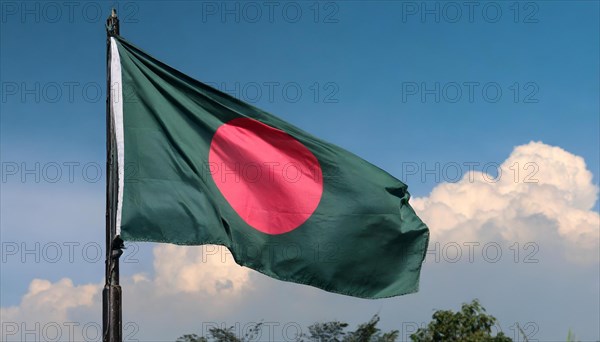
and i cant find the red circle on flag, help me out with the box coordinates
[208,118,323,235]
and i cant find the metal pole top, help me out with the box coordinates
[106,8,120,37]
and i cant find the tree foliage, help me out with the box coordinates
[176,300,513,342]
[176,323,262,342]
[303,321,348,342]
[302,315,399,342]
[410,299,511,342]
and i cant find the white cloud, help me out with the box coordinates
[152,244,251,295]
[1,278,99,322]
[1,279,101,341]
[412,141,599,263]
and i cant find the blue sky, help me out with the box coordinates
[1,1,599,341]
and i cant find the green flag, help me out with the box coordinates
[109,36,429,299]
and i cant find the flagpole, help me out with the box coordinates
[104,9,123,342]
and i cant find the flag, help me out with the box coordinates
[108,36,429,299]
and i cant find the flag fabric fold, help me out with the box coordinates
[109,35,429,299]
